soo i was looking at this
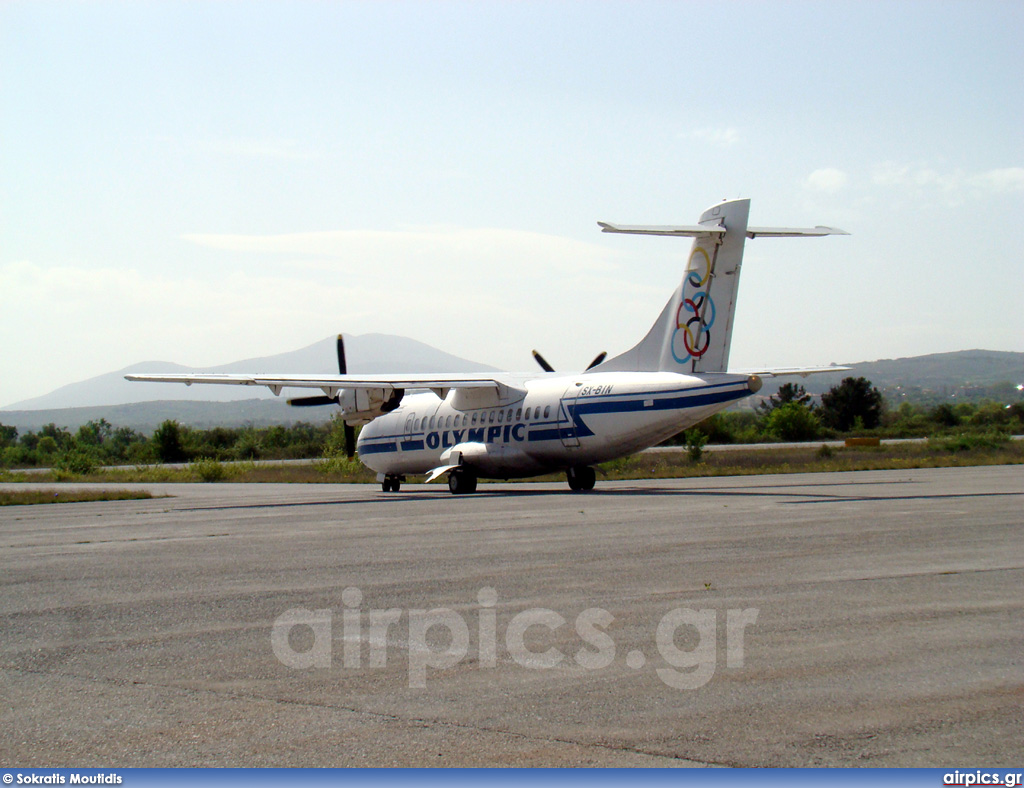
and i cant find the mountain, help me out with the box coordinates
[0,399,334,434]
[2,344,1021,434]
[755,349,1024,404]
[4,333,499,411]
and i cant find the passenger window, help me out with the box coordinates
[525,407,531,420]
[429,416,435,429]
[445,415,451,428]
[471,413,478,426]
[516,408,522,421]
[508,409,514,422]
[543,405,551,419]
[497,410,504,423]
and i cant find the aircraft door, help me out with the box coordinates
[559,383,581,448]
[402,412,416,451]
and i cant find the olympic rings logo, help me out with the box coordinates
[671,246,715,363]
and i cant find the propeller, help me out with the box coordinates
[531,349,607,373]
[531,349,555,373]
[287,334,356,457]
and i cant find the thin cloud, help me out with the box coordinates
[871,162,1024,205]
[969,167,1024,193]
[804,168,849,193]
[181,227,621,275]
[682,127,740,147]
[194,137,320,161]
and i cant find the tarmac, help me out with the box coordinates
[1,465,1022,767]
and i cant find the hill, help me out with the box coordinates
[3,333,498,411]
[2,344,1021,433]
[755,349,1024,406]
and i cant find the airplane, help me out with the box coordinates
[127,198,848,494]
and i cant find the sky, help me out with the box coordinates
[1,0,1022,407]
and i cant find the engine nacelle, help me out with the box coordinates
[338,387,404,425]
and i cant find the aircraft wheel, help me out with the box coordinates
[567,466,596,492]
[382,475,402,492]
[448,469,478,495]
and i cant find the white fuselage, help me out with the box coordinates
[357,371,755,479]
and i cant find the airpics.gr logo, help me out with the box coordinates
[943,772,1022,787]
[271,587,759,690]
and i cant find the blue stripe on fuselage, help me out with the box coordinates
[358,381,750,452]
[564,384,748,438]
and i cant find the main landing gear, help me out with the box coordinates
[566,466,596,492]
[448,468,478,495]
[381,474,403,492]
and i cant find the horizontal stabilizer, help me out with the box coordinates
[599,222,848,239]
[746,226,849,238]
[598,222,724,237]
[735,366,851,378]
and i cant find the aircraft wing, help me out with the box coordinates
[125,372,504,397]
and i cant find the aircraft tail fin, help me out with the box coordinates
[594,199,847,374]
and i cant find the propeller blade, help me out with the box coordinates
[336,334,347,375]
[287,395,338,407]
[532,349,555,373]
[337,335,355,456]
[585,351,607,370]
[345,423,356,458]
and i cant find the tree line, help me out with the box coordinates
[0,418,339,473]
[2,377,1022,471]
[676,376,1024,444]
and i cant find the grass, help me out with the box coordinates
[0,489,156,506]
[6,439,1021,485]
[584,440,1024,481]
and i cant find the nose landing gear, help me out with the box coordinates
[448,468,478,495]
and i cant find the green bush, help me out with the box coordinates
[53,448,98,475]
[683,429,708,462]
[763,402,821,441]
[189,457,227,482]
[820,377,883,431]
[316,453,365,476]
[1,446,28,468]
[153,420,188,463]
[928,431,1009,452]
[234,431,262,460]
